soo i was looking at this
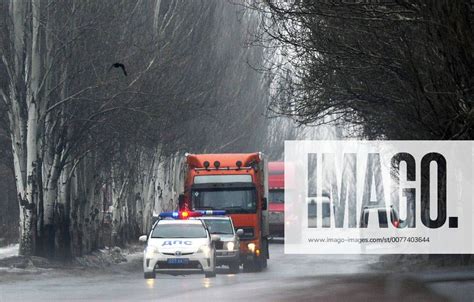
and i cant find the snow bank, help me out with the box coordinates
[73,246,128,268]
[0,244,19,259]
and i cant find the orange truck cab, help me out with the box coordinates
[180,152,269,271]
[268,162,284,237]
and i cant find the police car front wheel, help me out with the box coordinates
[144,272,156,279]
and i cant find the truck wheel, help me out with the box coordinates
[262,238,269,268]
[144,272,156,279]
[260,257,267,269]
[229,262,240,274]
[254,258,265,272]
[243,259,263,272]
[242,261,253,272]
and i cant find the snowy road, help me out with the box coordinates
[0,244,470,301]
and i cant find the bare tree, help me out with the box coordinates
[249,0,474,140]
[0,0,165,257]
[0,0,273,259]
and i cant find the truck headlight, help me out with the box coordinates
[198,245,211,258]
[226,242,235,251]
[145,246,159,258]
[247,243,256,253]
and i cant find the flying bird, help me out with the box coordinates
[109,62,127,76]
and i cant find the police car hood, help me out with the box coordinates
[148,237,209,253]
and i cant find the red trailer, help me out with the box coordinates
[268,162,284,237]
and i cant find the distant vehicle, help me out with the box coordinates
[359,205,401,228]
[139,211,220,279]
[181,152,269,272]
[268,162,284,237]
[307,194,332,228]
[197,216,242,273]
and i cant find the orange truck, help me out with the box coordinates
[180,152,269,271]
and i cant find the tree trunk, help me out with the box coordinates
[18,205,36,256]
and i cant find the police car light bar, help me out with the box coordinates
[158,210,226,219]
[158,211,201,219]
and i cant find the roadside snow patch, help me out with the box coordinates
[0,244,19,259]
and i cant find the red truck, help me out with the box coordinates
[179,152,269,271]
[268,162,285,237]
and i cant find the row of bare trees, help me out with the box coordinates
[246,0,473,264]
[0,0,271,259]
[250,0,473,140]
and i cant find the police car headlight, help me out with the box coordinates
[198,245,211,258]
[145,246,159,258]
[247,243,256,253]
[226,242,235,251]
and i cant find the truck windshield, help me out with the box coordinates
[269,189,284,203]
[192,187,257,213]
[151,224,207,238]
[201,219,234,234]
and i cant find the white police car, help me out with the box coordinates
[139,211,220,279]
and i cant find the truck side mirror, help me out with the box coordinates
[262,197,267,210]
[139,235,147,243]
[236,229,244,237]
[178,194,185,209]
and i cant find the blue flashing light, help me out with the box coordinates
[159,211,178,218]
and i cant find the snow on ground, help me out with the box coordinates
[0,244,19,259]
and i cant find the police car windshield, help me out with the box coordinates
[202,219,234,235]
[152,224,207,238]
